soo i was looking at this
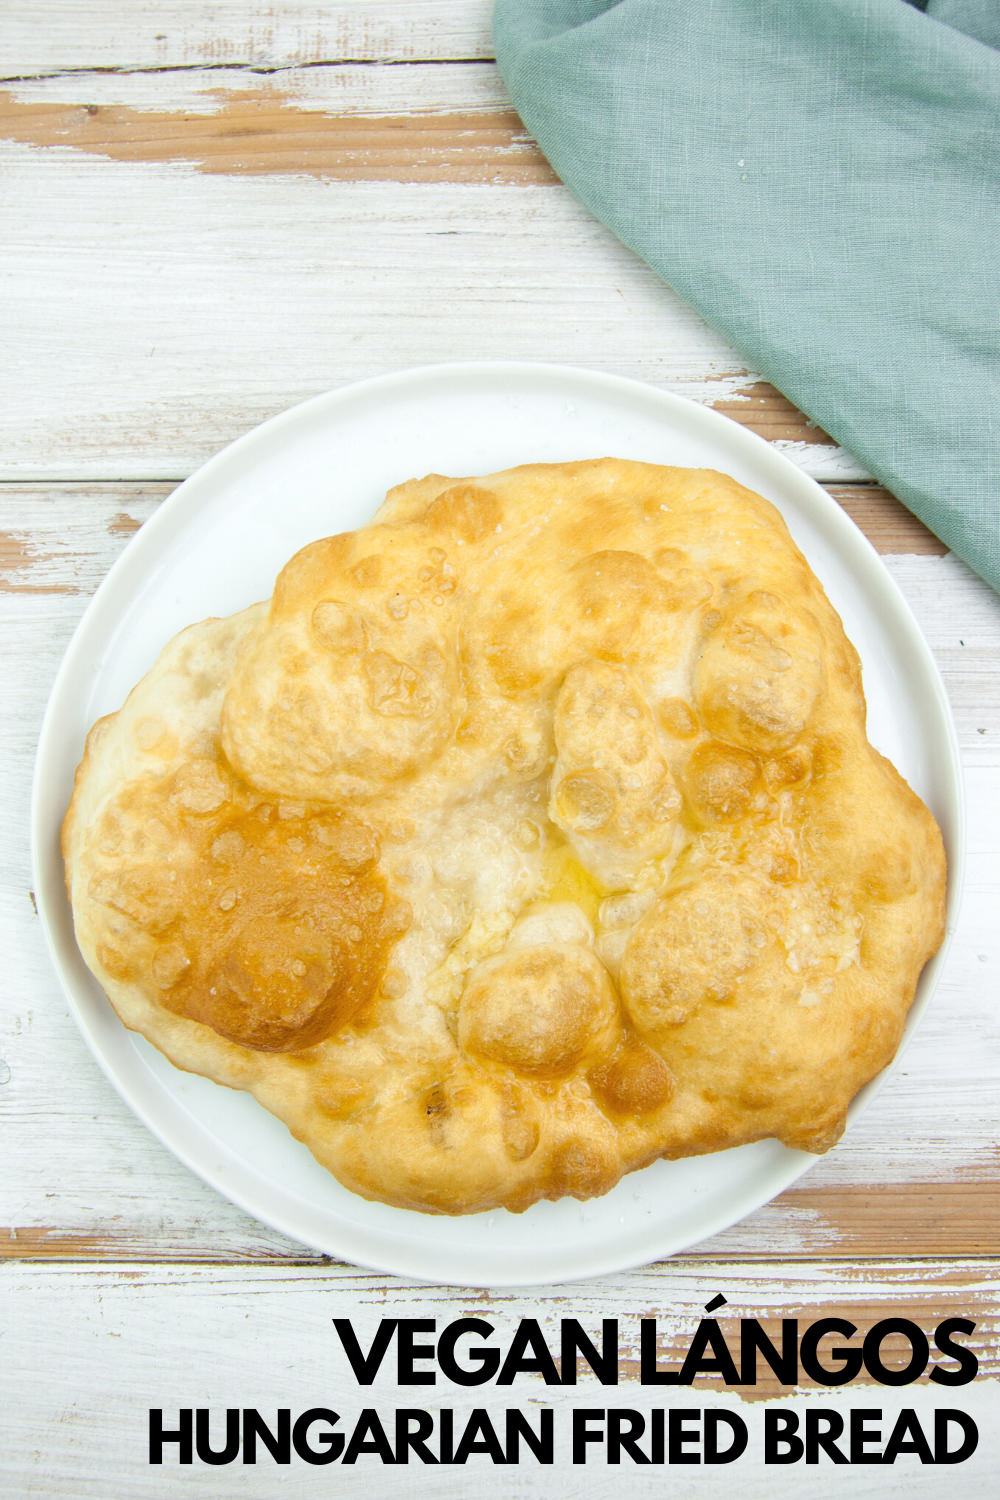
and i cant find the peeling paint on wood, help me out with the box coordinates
[4,1176,999,1263]
[825,486,946,557]
[107,511,144,535]
[708,379,835,446]
[0,59,866,481]
[4,1,497,76]
[3,13,1000,1482]
[716,1181,1000,1259]
[3,1260,998,1496]
[0,91,557,185]
[0,489,161,592]
[0,530,86,593]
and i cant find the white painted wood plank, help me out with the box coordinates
[3,21,996,1491]
[2,545,998,1259]
[3,1,497,76]
[3,59,515,115]
[3,1261,999,1497]
[884,555,1000,765]
[0,131,862,480]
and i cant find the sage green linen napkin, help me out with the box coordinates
[493,0,1000,592]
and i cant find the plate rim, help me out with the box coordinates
[31,359,966,1286]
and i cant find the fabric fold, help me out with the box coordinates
[493,0,1000,591]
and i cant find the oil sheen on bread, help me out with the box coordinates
[62,460,947,1213]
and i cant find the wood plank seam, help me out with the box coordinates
[2,1247,995,1267]
[2,57,496,86]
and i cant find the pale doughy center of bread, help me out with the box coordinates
[62,460,947,1215]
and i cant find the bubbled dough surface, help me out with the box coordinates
[63,460,947,1215]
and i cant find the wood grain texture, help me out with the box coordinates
[0,66,937,479]
[5,1257,998,1372]
[824,486,946,557]
[0,487,160,594]
[0,92,556,185]
[1,60,869,480]
[3,1261,998,1497]
[5,1181,999,1264]
[4,5,999,1490]
[0,62,966,484]
[1,58,516,115]
[3,0,496,76]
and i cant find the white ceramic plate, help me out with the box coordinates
[33,362,963,1286]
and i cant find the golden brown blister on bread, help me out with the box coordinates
[63,460,947,1214]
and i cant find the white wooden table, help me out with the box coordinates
[3,4,999,1494]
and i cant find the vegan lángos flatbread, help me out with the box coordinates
[63,460,946,1213]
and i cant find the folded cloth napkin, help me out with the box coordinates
[493,0,1000,592]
